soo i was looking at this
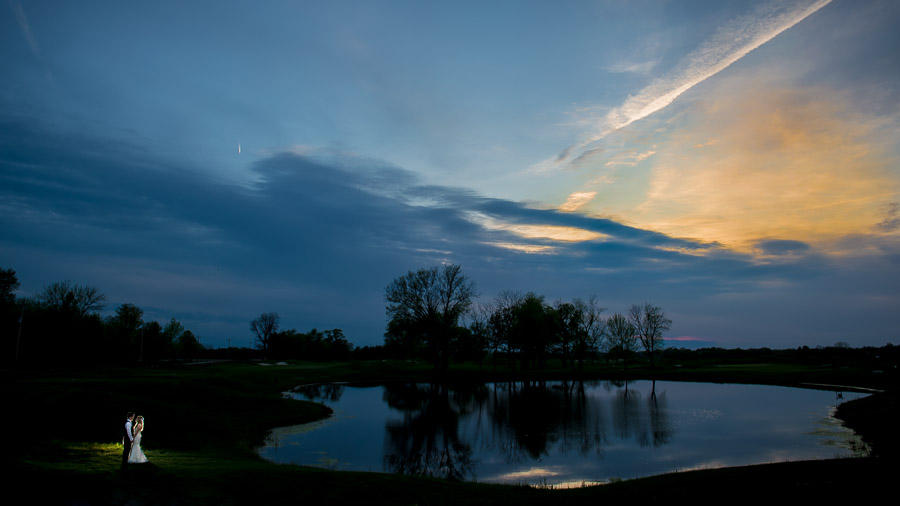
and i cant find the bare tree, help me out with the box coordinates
[251,312,281,359]
[572,295,606,372]
[628,303,671,368]
[606,312,638,370]
[553,300,581,369]
[36,280,107,317]
[488,290,523,370]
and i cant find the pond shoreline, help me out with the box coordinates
[267,379,871,484]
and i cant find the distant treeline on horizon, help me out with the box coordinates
[2,265,896,369]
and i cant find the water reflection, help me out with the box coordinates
[260,380,868,485]
[383,383,482,480]
[293,383,346,402]
[380,380,675,480]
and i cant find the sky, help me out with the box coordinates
[2,0,899,349]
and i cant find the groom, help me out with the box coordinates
[122,412,135,470]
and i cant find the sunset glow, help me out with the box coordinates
[2,0,898,348]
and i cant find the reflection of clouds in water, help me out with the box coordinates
[667,408,723,429]
[486,466,564,485]
[315,455,341,470]
[261,381,865,485]
[808,409,870,457]
[674,460,728,472]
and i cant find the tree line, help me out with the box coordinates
[1,267,201,366]
[383,264,672,372]
[249,311,352,361]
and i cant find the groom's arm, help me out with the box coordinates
[126,421,133,441]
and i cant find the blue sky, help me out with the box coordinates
[2,0,898,349]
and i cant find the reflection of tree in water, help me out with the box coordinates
[380,380,672,479]
[382,383,483,481]
[613,382,645,444]
[611,380,673,448]
[486,380,607,463]
[293,383,345,402]
[647,380,673,448]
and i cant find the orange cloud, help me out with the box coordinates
[559,191,597,212]
[630,86,898,251]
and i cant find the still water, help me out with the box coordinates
[259,380,867,486]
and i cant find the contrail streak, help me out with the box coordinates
[7,0,40,57]
[556,0,832,167]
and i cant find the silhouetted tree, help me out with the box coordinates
[1,268,21,364]
[35,280,107,318]
[553,300,581,368]
[105,303,144,361]
[461,303,491,369]
[488,291,523,370]
[251,312,280,359]
[140,321,164,362]
[607,312,638,370]
[509,293,553,369]
[385,264,476,372]
[176,330,202,360]
[161,318,185,359]
[572,296,605,371]
[628,303,671,368]
[0,267,19,306]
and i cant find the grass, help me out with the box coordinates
[4,359,897,504]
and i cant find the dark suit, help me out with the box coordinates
[122,419,133,468]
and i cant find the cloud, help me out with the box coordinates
[875,202,900,232]
[604,58,662,75]
[555,0,832,168]
[630,85,898,250]
[756,239,811,256]
[604,150,657,167]
[3,111,898,348]
[559,192,597,212]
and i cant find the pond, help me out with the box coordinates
[258,380,868,486]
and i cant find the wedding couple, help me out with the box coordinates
[122,411,148,468]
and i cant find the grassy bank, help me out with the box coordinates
[4,359,896,504]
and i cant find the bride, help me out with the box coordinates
[128,416,149,464]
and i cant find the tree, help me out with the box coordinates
[162,317,185,359]
[509,293,553,370]
[1,267,19,306]
[176,330,202,360]
[462,303,492,369]
[628,303,671,368]
[553,300,581,368]
[572,296,605,372]
[106,303,144,360]
[606,312,638,370]
[35,280,107,317]
[251,312,280,359]
[488,290,523,370]
[384,264,476,372]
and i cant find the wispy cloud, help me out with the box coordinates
[553,0,832,168]
[3,112,898,347]
[559,192,597,212]
[604,149,657,167]
[604,58,662,75]
[875,202,900,232]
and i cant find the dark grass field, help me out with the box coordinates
[4,360,896,505]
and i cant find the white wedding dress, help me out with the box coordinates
[128,430,149,464]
